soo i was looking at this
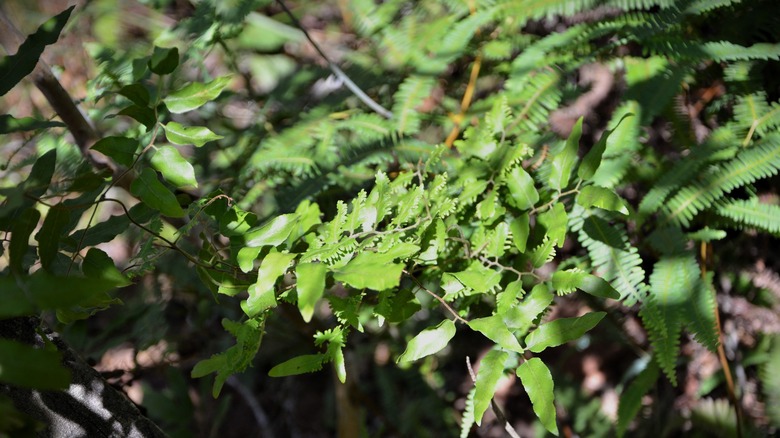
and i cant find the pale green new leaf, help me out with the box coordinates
[130,168,185,217]
[537,203,568,247]
[150,145,197,188]
[517,358,558,435]
[268,354,326,377]
[524,312,606,353]
[577,185,629,215]
[474,350,508,426]
[469,315,524,353]
[451,262,502,293]
[242,252,296,317]
[397,319,456,363]
[510,213,530,252]
[506,166,539,210]
[163,76,232,113]
[245,213,298,247]
[296,262,327,323]
[503,283,553,334]
[550,117,582,191]
[163,121,223,147]
[333,252,403,291]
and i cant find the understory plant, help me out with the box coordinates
[1,0,780,436]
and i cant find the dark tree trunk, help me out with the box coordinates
[0,317,167,438]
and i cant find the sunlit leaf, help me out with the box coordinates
[577,185,629,215]
[296,262,327,323]
[163,122,223,147]
[397,319,456,363]
[517,358,558,435]
[150,145,197,188]
[163,76,232,113]
[550,117,582,191]
[469,315,524,353]
[473,350,508,425]
[524,312,606,353]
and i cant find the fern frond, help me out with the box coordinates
[639,129,738,215]
[505,68,562,134]
[575,212,647,305]
[392,75,436,135]
[716,198,780,235]
[663,134,780,226]
[494,0,600,23]
[603,0,677,10]
[734,93,780,144]
[761,336,780,426]
[685,273,719,353]
[640,254,699,385]
[460,386,477,438]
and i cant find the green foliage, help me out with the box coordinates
[3,0,780,435]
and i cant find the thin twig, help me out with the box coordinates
[275,0,393,119]
[403,269,469,324]
[226,376,276,438]
[701,241,743,438]
[466,356,522,438]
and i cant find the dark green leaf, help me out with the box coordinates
[130,168,185,217]
[397,319,456,363]
[82,248,131,287]
[117,104,157,129]
[9,209,40,274]
[91,136,139,167]
[24,148,57,200]
[25,271,122,310]
[35,204,71,272]
[0,339,70,389]
[149,46,179,75]
[0,6,74,96]
[517,358,558,435]
[524,312,606,353]
[617,361,659,438]
[0,276,35,318]
[118,83,150,107]
[150,146,197,188]
[0,114,65,134]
